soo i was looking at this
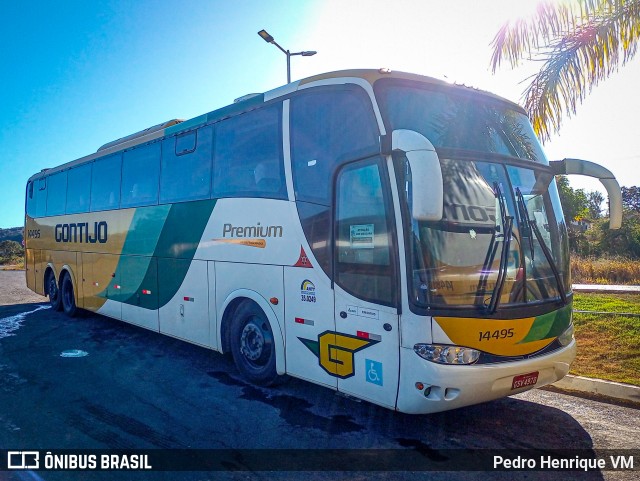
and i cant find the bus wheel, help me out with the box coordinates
[47,271,62,311]
[61,273,77,318]
[230,302,277,386]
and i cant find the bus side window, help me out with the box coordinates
[35,178,47,217]
[290,87,379,206]
[46,171,68,217]
[91,154,122,212]
[66,163,92,214]
[335,159,396,307]
[121,142,161,208]
[297,202,332,277]
[160,126,213,203]
[26,181,37,218]
[212,104,286,200]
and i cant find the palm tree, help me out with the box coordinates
[491,0,640,142]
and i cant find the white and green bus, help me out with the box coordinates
[25,69,622,414]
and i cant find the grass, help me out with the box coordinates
[0,257,24,270]
[571,256,640,285]
[571,293,640,386]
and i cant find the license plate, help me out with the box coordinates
[511,371,539,390]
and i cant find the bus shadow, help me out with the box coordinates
[73,308,598,453]
[8,307,604,480]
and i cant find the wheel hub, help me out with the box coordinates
[240,322,265,361]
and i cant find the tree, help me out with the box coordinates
[0,240,23,259]
[556,175,591,253]
[556,175,590,222]
[622,185,640,211]
[591,211,640,257]
[491,0,640,142]
[587,190,605,219]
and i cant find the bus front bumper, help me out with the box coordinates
[396,339,576,414]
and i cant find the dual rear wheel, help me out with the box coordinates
[46,271,77,317]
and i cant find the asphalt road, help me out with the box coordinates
[0,270,638,481]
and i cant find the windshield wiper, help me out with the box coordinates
[529,218,568,305]
[514,188,534,303]
[514,188,567,304]
[515,188,535,262]
[485,183,513,314]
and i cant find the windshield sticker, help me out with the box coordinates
[349,224,374,249]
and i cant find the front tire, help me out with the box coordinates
[47,271,62,311]
[61,273,77,318]
[230,302,278,386]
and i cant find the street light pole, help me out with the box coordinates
[258,29,316,84]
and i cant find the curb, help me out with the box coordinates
[545,374,640,406]
[572,284,640,294]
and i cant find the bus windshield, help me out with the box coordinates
[400,157,570,310]
[377,81,570,311]
[375,79,547,162]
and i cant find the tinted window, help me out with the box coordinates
[376,80,547,162]
[297,202,331,277]
[26,181,36,218]
[46,171,67,216]
[335,159,396,306]
[36,178,47,217]
[91,154,121,212]
[291,87,379,205]
[66,163,92,214]
[160,127,213,203]
[212,104,285,199]
[121,142,161,208]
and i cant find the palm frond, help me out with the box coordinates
[491,0,640,142]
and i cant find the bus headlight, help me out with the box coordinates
[558,322,574,346]
[413,344,480,365]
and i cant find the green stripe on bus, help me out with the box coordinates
[518,303,572,344]
[153,199,216,307]
[121,199,216,308]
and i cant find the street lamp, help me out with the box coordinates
[258,29,317,84]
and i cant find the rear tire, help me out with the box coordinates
[61,273,77,318]
[230,302,278,386]
[47,271,62,311]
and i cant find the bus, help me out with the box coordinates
[24,69,622,414]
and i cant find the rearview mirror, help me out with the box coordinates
[391,130,443,221]
[550,158,622,229]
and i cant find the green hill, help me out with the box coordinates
[0,227,22,244]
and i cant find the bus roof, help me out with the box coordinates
[27,69,525,183]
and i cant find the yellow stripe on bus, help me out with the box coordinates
[434,316,554,356]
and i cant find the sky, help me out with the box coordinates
[1,0,638,228]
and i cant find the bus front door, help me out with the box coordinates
[331,157,400,410]
[333,286,399,410]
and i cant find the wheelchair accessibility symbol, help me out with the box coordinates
[365,359,383,386]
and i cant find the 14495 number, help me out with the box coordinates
[478,328,514,342]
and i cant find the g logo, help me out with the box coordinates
[299,331,379,378]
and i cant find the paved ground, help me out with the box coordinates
[0,271,638,481]
[0,270,44,306]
